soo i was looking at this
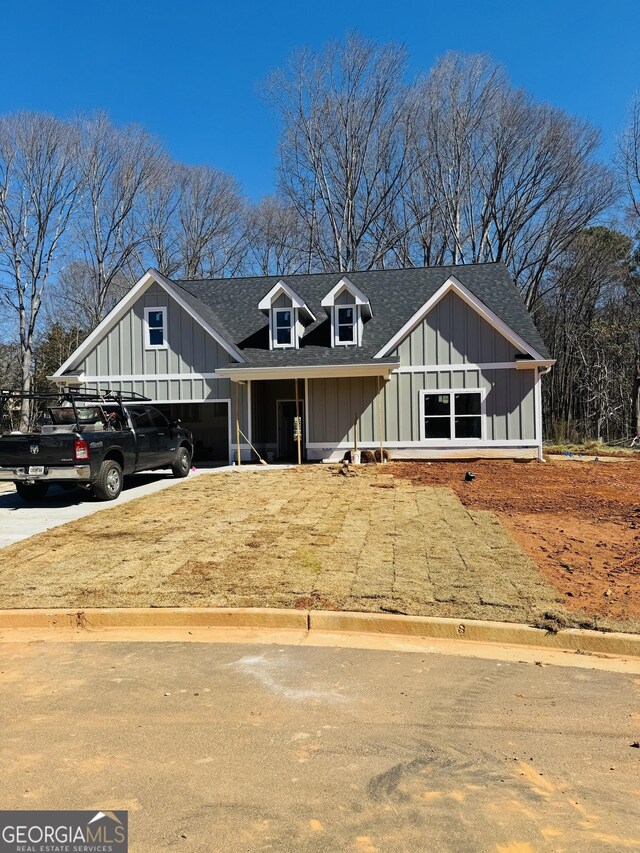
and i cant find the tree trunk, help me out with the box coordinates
[20,347,32,432]
[633,360,640,438]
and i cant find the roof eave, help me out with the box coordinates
[217,361,399,381]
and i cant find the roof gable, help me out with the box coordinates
[321,276,372,320]
[52,269,246,378]
[176,263,550,366]
[258,279,315,322]
[374,275,545,360]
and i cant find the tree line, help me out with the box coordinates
[0,34,638,440]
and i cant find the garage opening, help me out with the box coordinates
[155,402,229,464]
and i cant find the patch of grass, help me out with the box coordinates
[0,466,636,632]
[544,441,639,458]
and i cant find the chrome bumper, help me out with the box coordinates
[0,465,92,482]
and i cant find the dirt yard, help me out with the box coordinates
[0,465,576,628]
[1,461,638,632]
[393,458,640,629]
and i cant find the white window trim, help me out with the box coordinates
[270,306,298,350]
[332,304,361,347]
[144,306,168,350]
[419,388,487,443]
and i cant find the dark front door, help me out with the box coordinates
[277,400,302,461]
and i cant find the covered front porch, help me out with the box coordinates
[250,378,306,463]
[218,362,397,465]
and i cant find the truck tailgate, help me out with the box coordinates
[0,433,79,468]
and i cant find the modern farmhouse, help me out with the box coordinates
[51,263,554,463]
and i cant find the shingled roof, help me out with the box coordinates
[174,262,550,365]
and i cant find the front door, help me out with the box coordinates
[277,400,302,461]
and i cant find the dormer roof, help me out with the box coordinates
[320,276,372,319]
[258,279,315,322]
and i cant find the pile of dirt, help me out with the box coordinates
[392,459,640,625]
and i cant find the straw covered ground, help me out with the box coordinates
[1,464,629,631]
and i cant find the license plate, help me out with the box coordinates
[28,466,45,476]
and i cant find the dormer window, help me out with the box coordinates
[336,306,356,344]
[274,308,294,347]
[258,279,316,350]
[321,276,372,348]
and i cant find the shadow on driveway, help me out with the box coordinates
[0,463,227,512]
[0,473,173,511]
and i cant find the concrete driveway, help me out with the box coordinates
[0,468,215,548]
[0,464,290,549]
[0,640,638,852]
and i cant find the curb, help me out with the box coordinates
[0,607,307,631]
[0,607,639,657]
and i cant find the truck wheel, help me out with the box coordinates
[171,446,191,478]
[15,481,49,502]
[93,459,123,501]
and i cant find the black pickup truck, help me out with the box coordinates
[0,391,194,502]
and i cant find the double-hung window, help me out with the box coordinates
[144,307,167,349]
[336,306,356,344]
[421,390,483,440]
[274,309,294,347]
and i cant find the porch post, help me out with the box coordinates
[234,380,241,466]
[377,374,384,460]
[295,377,302,465]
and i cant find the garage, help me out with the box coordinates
[156,401,230,464]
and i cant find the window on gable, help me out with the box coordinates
[422,391,483,440]
[145,307,166,349]
[275,308,293,346]
[336,306,356,344]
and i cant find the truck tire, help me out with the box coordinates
[171,445,191,478]
[15,481,49,502]
[93,459,123,501]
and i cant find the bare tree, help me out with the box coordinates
[406,53,618,307]
[538,226,637,442]
[0,113,81,428]
[619,96,640,437]
[141,170,183,277]
[619,95,640,225]
[141,164,246,279]
[266,33,420,272]
[245,196,308,275]
[178,165,246,278]
[69,113,166,325]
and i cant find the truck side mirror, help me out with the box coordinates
[169,419,181,428]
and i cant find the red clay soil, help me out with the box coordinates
[392,459,640,625]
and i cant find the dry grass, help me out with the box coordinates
[0,465,601,629]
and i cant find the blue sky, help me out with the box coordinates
[1,0,638,200]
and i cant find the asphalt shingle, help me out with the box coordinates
[173,262,550,364]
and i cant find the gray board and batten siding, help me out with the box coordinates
[306,290,539,459]
[55,266,547,462]
[69,282,249,460]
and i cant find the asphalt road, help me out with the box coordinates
[1,641,638,852]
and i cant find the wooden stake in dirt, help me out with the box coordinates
[377,374,384,461]
[353,412,358,455]
[295,377,302,465]
[234,381,241,466]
